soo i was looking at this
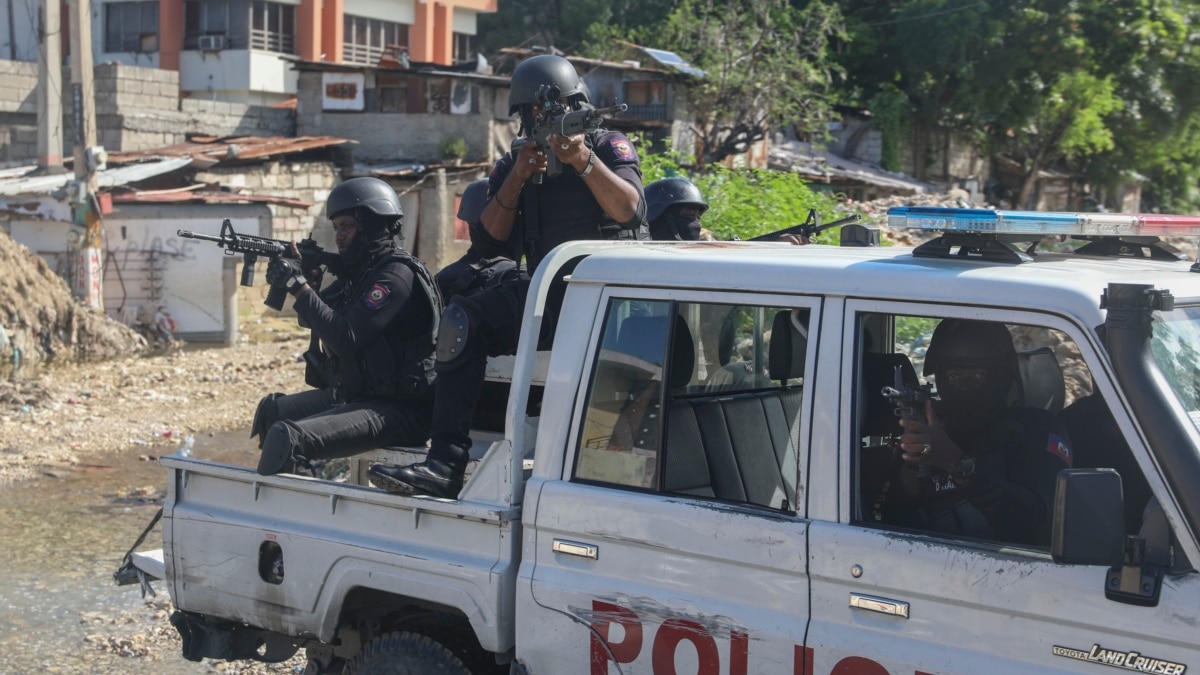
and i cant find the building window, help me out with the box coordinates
[343,15,409,65]
[250,1,295,54]
[375,73,410,113]
[453,32,473,65]
[105,1,158,53]
[183,0,249,50]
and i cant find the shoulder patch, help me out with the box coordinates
[610,139,635,161]
[1045,433,1072,466]
[363,282,391,310]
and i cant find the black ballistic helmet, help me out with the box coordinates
[457,179,490,224]
[923,319,1017,377]
[645,178,709,223]
[326,177,404,221]
[508,55,589,116]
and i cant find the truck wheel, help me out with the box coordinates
[344,631,472,675]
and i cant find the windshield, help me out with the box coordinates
[1151,304,1200,428]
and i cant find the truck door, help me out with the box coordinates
[804,302,1200,674]
[519,292,821,674]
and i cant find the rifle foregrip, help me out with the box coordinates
[264,285,287,311]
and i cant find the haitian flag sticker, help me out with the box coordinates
[611,139,635,161]
[1046,433,1072,466]
[363,282,391,309]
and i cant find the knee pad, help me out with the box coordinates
[436,303,474,371]
[257,422,299,476]
[251,392,286,447]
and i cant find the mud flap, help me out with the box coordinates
[170,610,299,663]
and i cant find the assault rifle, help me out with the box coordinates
[178,219,340,311]
[749,208,862,242]
[880,365,936,425]
[514,84,627,185]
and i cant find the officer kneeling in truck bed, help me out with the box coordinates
[252,177,440,476]
[887,319,1073,547]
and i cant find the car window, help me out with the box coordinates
[573,298,808,511]
[853,313,1153,546]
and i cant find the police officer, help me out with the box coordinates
[645,177,708,241]
[368,54,648,498]
[435,178,522,302]
[253,177,440,476]
[890,319,1072,546]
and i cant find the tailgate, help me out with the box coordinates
[161,456,520,651]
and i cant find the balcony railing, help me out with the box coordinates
[343,43,385,65]
[250,29,294,54]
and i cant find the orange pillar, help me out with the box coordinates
[410,0,434,63]
[433,2,453,65]
[296,0,321,61]
[159,0,184,71]
[322,0,344,63]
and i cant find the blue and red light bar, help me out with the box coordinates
[887,207,1200,237]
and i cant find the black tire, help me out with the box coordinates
[344,631,472,675]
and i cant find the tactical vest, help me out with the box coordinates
[316,249,442,403]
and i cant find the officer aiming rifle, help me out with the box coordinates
[516,83,627,185]
[179,219,339,310]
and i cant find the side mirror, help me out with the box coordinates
[1051,468,1126,566]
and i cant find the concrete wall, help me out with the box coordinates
[0,59,46,162]
[0,59,295,159]
[295,69,511,163]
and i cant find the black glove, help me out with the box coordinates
[265,257,307,292]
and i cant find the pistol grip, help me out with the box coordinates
[240,254,256,287]
[546,152,561,178]
[264,285,287,311]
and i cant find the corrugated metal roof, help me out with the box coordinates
[769,141,936,194]
[0,157,194,197]
[106,135,351,165]
[111,189,313,208]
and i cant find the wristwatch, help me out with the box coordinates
[953,455,978,481]
[577,150,596,178]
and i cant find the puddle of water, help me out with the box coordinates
[0,430,276,674]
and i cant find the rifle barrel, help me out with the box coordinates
[177,230,224,243]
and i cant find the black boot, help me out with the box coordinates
[368,459,464,499]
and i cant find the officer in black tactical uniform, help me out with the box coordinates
[435,178,522,302]
[645,177,708,241]
[887,319,1073,546]
[368,54,648,498]
[253,177,441,476]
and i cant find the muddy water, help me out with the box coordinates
[0,431,303,674]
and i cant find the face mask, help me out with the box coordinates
[936,367,1009,434]
[665,211,702,241]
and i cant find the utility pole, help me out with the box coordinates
[36,0,65,173]
[67,0,103,310]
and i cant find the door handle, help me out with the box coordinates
[552,539,598,560]
[849,592,909,618]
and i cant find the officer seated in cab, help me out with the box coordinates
[886,319,1073,547]
[252,177,440,476]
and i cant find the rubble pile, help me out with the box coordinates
[0,230,145,378]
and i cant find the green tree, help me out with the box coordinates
[657,0,846,165]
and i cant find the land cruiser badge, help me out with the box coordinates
[1053,644,1186,674]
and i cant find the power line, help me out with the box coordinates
[864,1,988,27]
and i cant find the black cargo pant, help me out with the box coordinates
[254,388,433,475]
[427,276,532,476]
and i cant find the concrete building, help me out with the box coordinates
[0,0,496,104]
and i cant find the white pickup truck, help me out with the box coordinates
[120,207,1200,675]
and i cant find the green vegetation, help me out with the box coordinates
[438,135,468,161]
[641,139,844,243]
